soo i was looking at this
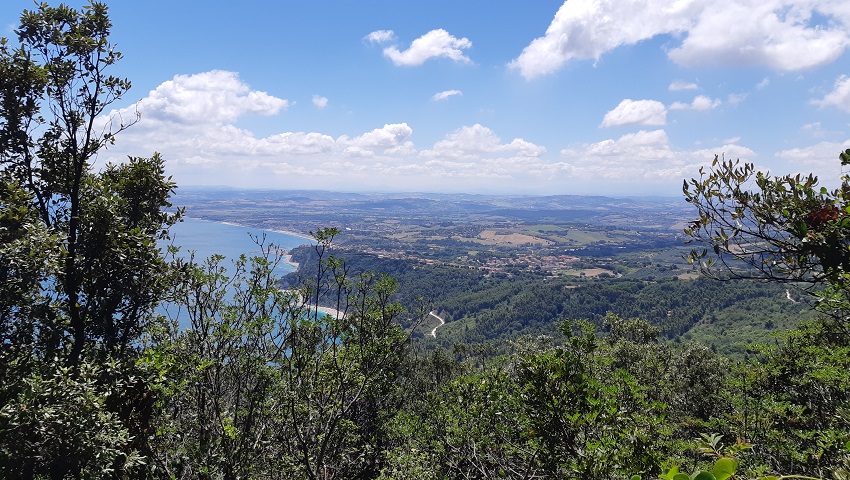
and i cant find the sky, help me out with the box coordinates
[3,0,850,196]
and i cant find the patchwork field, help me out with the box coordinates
[475,230,553,246]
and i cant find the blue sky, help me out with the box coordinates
[3,0,850,196]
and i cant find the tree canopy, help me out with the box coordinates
[684,152,850,326]
[0,2,179,476]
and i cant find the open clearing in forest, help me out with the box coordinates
[523,227,630,246]
[475,230,552,246]
[526,224,565,233]
[560,268,612,277]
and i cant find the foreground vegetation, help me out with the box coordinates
[1,3,849,479]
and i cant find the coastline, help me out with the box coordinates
[183,217,314,268]
[214,220,314,242]
[181,217,343,317]
[282,254,300,270]
[209,218,312,271]
[312,305,345,319]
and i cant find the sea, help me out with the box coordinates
[158,217,314,326]
[165,217,312,276]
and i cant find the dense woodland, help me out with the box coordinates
[283,245,813,357]
[1,3,849,480]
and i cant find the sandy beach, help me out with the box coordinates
[196,218,344,318]
[282,254,300,269]
[312,305,346,319]
[215,220,314,242]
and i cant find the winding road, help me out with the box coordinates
[786,288,799,304]
[429,311,445,338]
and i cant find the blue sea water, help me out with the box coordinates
[158,218,313,326]
[165,217,312,276]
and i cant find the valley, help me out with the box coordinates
[175,187,814,357]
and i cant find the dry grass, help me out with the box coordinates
[560,268,612,277]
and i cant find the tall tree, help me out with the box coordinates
[0,3,179,476]
[683,152,850,475]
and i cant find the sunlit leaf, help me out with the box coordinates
[711,458,737,480]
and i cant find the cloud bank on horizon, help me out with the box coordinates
[80,0,850,195]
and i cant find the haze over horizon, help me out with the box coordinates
[3,0,850,196]
[174,184,686,200]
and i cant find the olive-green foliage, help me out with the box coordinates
[0,3,179,476]
[0,359,145,478]
[603,314,729,428]
[382,311,848,479]
[149,229,415,479]
[725,320,850,478]
[683,152,850,478]
[383,318,675,479]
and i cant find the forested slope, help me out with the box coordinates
[282,244,813,356]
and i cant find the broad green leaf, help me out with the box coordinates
[672,474,690,480]
[693,473,716,480]
[659,466,680,480]
[711,458,737,480]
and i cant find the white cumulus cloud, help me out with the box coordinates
[412,125,556,184]
[510,0,850,80]
[339,123,415,157]
[420,124,546,160]
[95,71,421,186]
[560,129,755,182]
[432,89,462,101]
[383,29,472,66]
[600,99,667,127]
[131,70,288,125]
[312,95,328,109]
